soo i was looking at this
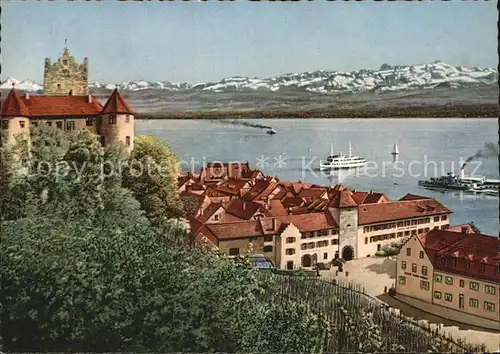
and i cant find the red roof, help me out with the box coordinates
[1,88,30,117]
[18,94,102,117]
[329,190,358,208]
[358,199,451,225]
[224,199,263,220]
[101,89,134,115]
[421,229,500,283]
[276,212,338,232]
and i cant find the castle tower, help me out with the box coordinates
[0,87,31,147]
[98,89,135,152]
[43,47,88,96]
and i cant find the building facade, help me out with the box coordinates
[396,229,500,323]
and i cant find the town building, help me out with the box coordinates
[0,47,135,152]
[395,228,500,323]
[185,163,454,269]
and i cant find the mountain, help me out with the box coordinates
[3,61,497,95]
[0,77,43,92]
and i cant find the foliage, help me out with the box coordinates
[181,194,200,216]
[375,237,408,257]
[124,135,183,220]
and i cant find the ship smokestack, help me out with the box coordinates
[460,167,465,180]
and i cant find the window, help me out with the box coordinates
[109,114,117,124]
[55,121,62,129]
[57,83,61,89]
[434,274,442,283]
[406,248,411,256]
[316,240,329,248]
[411,230,417,235]
[421,266,427,275]
[263,245,273,253]
[418,228,423,234]
[397,222,404,227]
[331,229,338,235]
[459,279,465,288]
[404,231,410,236]
[213,214,220,222]
[401,261,407,270]
[404,221,410,227]
[469,298,479,308]
[397,232,403,237]
[19,120,25,128]
[264,235,273,242]
[331,239,338,245]
[47,121,52,127]
[479,263,486,273]
[286,237,296,244]
[419,251,424,259]
[434,216,440,222]
[377,244,381,251]
[469,281,479,291]
[323,252,328,260]
[125,114,130,123]
[66,121,75,131]
[445,276,453,285]
[1,120,8,129]
[228,248,239,256]
[31,121,38,127]
[485,285,496,295]
[444,293,452,302]
[365,237,368,244]
[484,302,496,312]
[286,261,294,270]
[86,117,93,126]
[398,276,406,285]
[433,291,442,299]
[441,215,447,221]
[412,263,417,273]
[285,248,295,256]
[420,281,429,290]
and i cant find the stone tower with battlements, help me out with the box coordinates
[43,47,88,96]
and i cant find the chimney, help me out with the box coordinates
[87,94,92,103]
[68,89,73,96]
[270,218,277,231]
[24,92,30,100]
[460,168,465,180]
[242,202,246,211]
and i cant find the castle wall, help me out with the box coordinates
[98,113,134,152]
[338,207,359,260]
[0,117,30,146]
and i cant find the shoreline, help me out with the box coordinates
[135,104,498,119]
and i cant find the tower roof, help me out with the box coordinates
[0,87,30,117]
[101,89,134,115]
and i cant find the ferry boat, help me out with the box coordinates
[319,142,367,170]
[418,172,471,191]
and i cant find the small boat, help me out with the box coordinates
[392,142,399,155]
[266,129,277,135]
[319,142,367,170]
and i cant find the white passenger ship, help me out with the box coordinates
[319,142,367,170]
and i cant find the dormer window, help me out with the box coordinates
[109,115,117,124]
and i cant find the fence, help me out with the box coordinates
[257,272,485,353]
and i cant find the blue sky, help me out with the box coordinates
[2,1,497,84]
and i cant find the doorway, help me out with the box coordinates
[341,246,354,261]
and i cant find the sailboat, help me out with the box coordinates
[319,141,367,170]
[392,142,399,155]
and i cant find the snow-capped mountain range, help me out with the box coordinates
[3,61,497,94]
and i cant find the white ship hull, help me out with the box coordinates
[319,159,367,170]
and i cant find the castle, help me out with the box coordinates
[0,47,135,152]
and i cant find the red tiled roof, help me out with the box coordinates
[329,190,358,208]
[422,229,500,283]
[1,88,30,117]
[298,188,327,199]
[358,199,451,225]
[197,202,224,224]
[205,220,269,240]
[264,200,289,217]
[224,199,262,220]
[448,223,476,234]
[276,212,338,232]
[399,193,431,201]
[19,94,103,117]
[101,89,134,114]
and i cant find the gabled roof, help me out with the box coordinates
[329,190,358,208]
[197,202,224,224]
[358,199,451,225]
[101,89,134,114]
[276,212,338,232]
[399,193,431,201]
[224,199,263,220]
[1,88,31,117]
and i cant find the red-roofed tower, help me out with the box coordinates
[98,88,135,152]
[0,87,31,146]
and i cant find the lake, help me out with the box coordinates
[137,118,499,236]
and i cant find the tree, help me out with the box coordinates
[124,135,183,221]
[181,194,200,216]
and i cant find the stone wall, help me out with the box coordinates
[43,48,88,96]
